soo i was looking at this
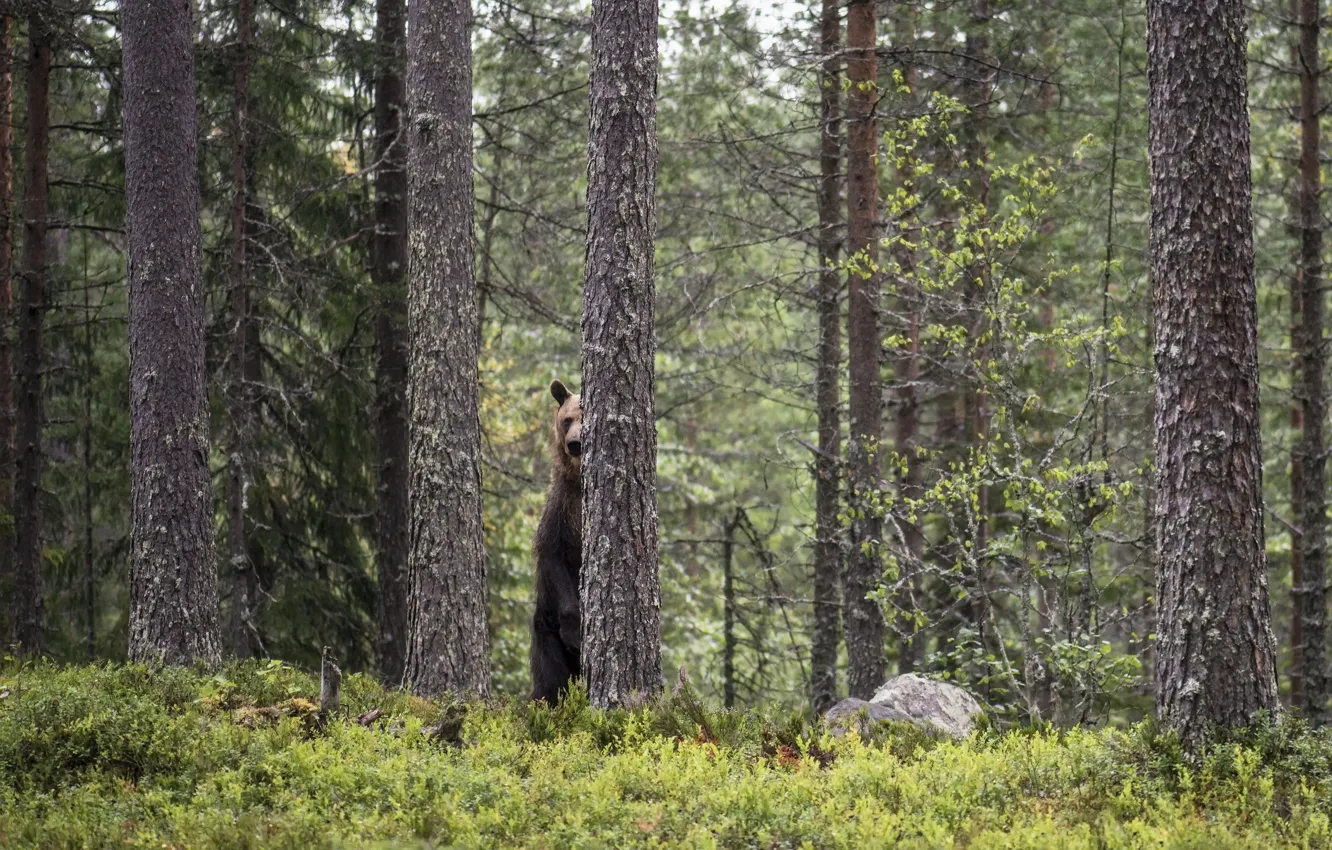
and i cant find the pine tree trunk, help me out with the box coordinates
[122,0,221,666]
[12,18,49,655]
[403,0,490,697]
[581,0,663,708]
[1149,0,1279,745]
[373,0,409,687]
[809,0,842,716]
[843,0,885,700]
[1294,0,1327,724]
[0,17,14,643]
[226,0,257,660]
[892,5,923,677]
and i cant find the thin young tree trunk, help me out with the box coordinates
[122,0,220,665]
[403,0,490,697]
[581,0,662,708]
[892,5,923,677]
[964,0,993,646]
[12,18,49,654]
[1292,296,1306,709]
[810,0,842,716]
[0,17,14,641]
[1294,0,1327,724]
[843,0,885,700]
[723,510,738,709]
[226,0,257,659]
[82,246,94,659]
[372,0,410,686]
[1149,0,1279,746]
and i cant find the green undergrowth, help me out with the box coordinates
[1,662,1331,848]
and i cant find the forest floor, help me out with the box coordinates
[0,662,1328,849]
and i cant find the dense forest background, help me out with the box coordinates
[0,0,1319,722]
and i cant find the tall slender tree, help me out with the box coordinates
[373,0,410,686]
[843,0,885,700]
[0,16,13,642]
[581,0,662,708]
[964,0,994,644]
[809,0,842,716]
[891,3,923,677]
[403,0,490,697]
[12,16,50,654]
[1149,0,1279,745]
[1292,0,1327,724]
[226,0,259,659]
[122,0,220,665]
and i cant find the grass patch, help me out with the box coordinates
[0,661,1329,848]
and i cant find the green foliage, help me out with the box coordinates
[2,664,1332,848]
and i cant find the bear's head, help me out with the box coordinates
[550,379,582,479]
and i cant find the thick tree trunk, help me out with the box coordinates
[0,17,13,642]
[122,0,220,666]
[226,0,258,660]
[373,0,409,687]
[843,0,885,700]
[1294,0,1327,724]
[809,0,842,716]
[580,0,663,708]
[12,19,49,654]
[403,0,490,697]
[1148,0,1279,745]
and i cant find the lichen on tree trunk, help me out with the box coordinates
[580,0,663,709]
[122,0,221,666]
[402,0,490,698]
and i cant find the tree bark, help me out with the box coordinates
[373,0,409,687]
[810,0,842,716]
[226,0,258,660]
[580,0,663,708]
[892,4,923,677]
[964,0,993,645]
[82,259,94,658]
[12,18,49,655]
[1148,0,1279,745]
[1294,0,1327,724]
[403,0,490,697]
[844,0,885,700]
[0,16,14,643]
[122,0,221,666]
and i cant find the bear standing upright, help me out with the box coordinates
[531,379,583,703]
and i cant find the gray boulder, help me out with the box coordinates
[825,674,983,739]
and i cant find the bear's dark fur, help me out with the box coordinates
[530,379,583,703]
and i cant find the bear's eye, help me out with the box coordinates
[563,417,573,427]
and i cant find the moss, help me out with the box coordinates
[1,662,1330,848]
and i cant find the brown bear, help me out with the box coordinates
[531,379,583,703]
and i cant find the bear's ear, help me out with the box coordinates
[550,380,570,405]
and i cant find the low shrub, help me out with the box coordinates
[0,661,1329,849]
